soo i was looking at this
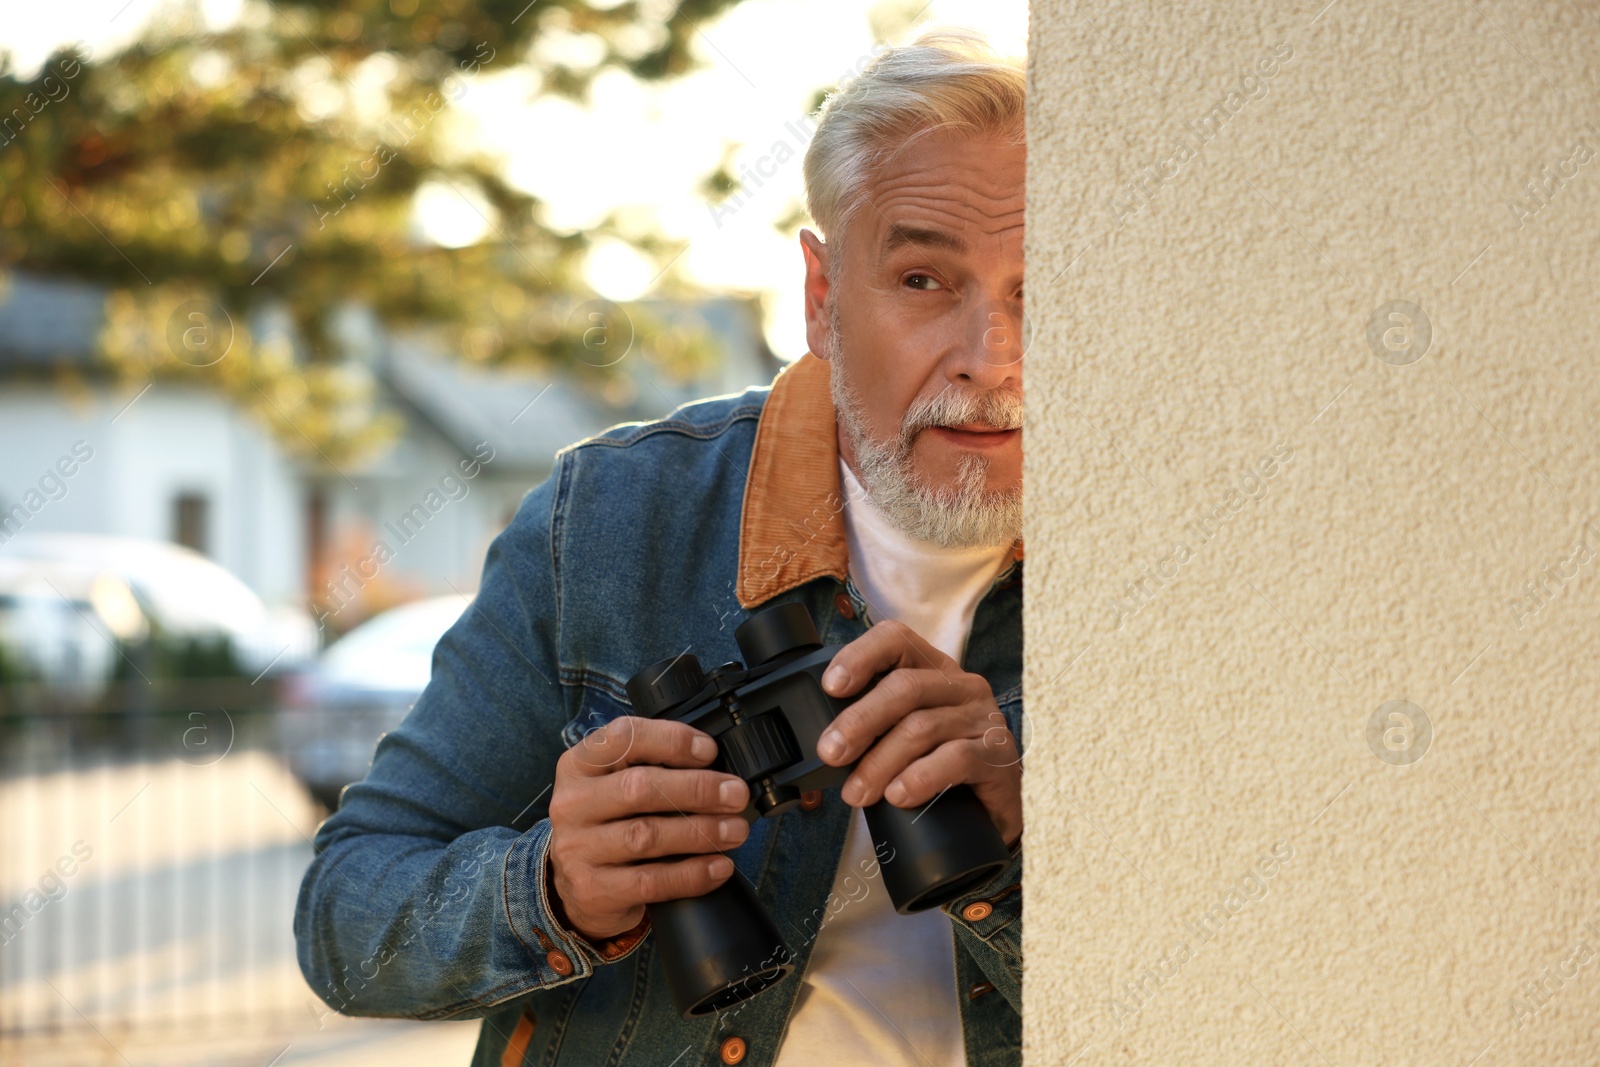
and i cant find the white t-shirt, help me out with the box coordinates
[772,458,1014,1067]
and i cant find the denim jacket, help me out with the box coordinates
[294,352,1025,1067]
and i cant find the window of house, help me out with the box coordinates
[173,492,210,555]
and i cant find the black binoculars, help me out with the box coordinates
[623,600,1010,1018]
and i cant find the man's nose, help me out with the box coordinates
[951,299,1025,387]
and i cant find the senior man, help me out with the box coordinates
[295,26,1026,1067]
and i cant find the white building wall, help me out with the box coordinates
[0,383,305,604]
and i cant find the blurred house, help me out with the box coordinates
[0,270,780,626]
[0,272,306,604]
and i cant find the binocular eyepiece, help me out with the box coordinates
[623,601,1010,1019]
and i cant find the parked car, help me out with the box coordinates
[277,594,471,810]
[0,533,317,700]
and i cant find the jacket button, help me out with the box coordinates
[799,789,823,811]
[719,1035,747,1063]
[833,591,856,620]
[968,980,996,1000]
[545,949,573,976]
[961,901,993,922]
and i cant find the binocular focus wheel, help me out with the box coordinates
[720,714,800,783]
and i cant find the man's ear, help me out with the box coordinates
[799,228,832,359]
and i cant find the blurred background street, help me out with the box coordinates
[0,738,488,1065]
[0,0,1024,1061]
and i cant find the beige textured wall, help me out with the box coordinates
[1023,2,1600,1063]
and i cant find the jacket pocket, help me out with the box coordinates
[559,679,634,751]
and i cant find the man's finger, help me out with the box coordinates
[820,619,951,699]
[838,704,976,806]
[606,852,740,906]
[816,667,973,764]
[881,738,1022,845]
[598,812,750,864]
[564,715,718,776]
[580,764,750,823]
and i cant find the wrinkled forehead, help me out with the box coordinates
[857,131,1025,258]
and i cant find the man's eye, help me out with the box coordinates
[905,273,943,291]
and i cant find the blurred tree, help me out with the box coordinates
[0,0,744,465]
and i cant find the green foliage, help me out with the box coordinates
[159,634,244,680]
[0,0,745,467]
[0,638,22,686]
[105,631,245,681]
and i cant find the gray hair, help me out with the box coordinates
[802,26,1026,273]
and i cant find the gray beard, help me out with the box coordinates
[822,301,1023,550]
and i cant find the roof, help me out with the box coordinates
[379,295,781,469]
[380,336,624,468]
[0,269,783,472]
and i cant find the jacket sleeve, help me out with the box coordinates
[941,835,1022,1013]
[293,454,646,1021]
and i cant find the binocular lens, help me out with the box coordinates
[625,601,1011,1018]
[867,786,1010,914]
[647,870,794,1018]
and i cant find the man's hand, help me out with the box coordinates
[815,619,1022,848]
[546,716,751,942]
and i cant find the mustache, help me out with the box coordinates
[901,387,1023,443]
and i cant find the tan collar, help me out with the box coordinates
[736,352,1024,609]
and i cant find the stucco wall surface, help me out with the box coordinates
[1023,2,1600,1063]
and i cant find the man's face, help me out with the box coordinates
[802,129,1025,547]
